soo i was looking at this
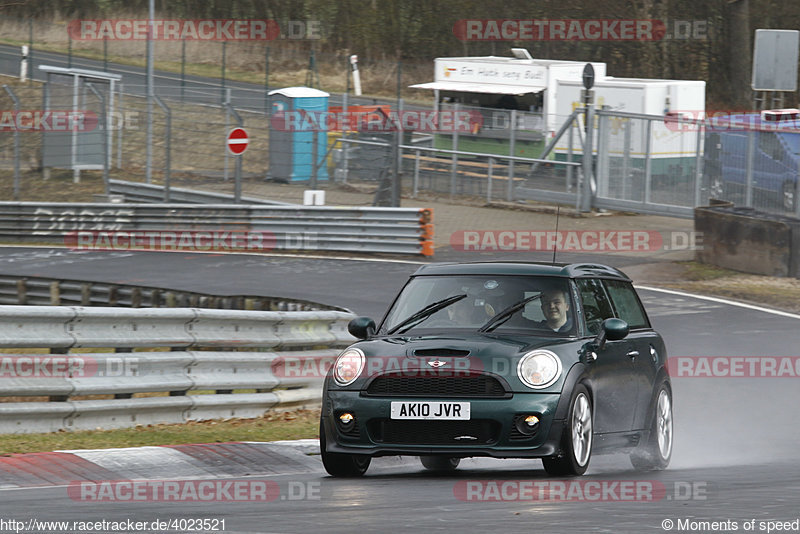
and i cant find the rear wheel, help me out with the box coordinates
[630,384,673,471]
[542,384,592,476]
[319,419,371,477]
[419,456,460,471]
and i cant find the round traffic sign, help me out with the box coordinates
[227,128,249,155]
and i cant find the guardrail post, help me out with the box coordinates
[16,279,27,305]
[151,289,161,307]
[108,286,118,306]
[166,292,177,307]
[131,288,142,308]
[81,284,92,305]
[49,282,60,306]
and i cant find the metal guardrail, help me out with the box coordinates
[0,202,435,256]
[107,179,294,205]
[0,274,347,311]
[0,306,356,433]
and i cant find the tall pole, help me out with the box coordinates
[145,0,154,184]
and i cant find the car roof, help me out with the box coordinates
[412,261,631,280]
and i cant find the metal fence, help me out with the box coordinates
[332,107,800,219]
[4,76,799,219]
[0,274,344,311]
[0,305,355,433]
[0,201,435,256]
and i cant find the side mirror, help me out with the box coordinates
[593,318,629,350]
[348,317,376,340]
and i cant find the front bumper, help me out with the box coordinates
[322,390,564,458]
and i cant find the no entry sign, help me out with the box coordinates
[227,127,249,155]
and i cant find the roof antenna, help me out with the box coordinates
[552,205,560,264]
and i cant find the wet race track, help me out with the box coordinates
[0,247,799,534]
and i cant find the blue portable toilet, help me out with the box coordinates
[268,86,329,182]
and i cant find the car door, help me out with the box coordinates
[602,279,660,431]
[576,278,638,434]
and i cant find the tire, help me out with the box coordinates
[542,384,593,477]
[419,456,460,471]
[630,384,673,471]
[319,419,371,477]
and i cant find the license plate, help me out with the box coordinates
[390,401,470,420]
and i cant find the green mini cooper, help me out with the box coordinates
[320,262,673,477]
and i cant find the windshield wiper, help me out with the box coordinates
[478,294,542,333]
[385,294,467,335]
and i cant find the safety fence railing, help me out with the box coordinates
[0,202,435,256]
[107,179,293,205]
[0,274,344,311]
[0,305,356,433]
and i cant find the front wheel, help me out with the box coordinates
[319,419,371,477]
[420,456,460,471]
[542,384,593,476]
[630,384,673,471]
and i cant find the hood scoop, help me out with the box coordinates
[413,348,471,358]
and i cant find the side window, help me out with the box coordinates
[603,280,650,329]
[575,278,615,335]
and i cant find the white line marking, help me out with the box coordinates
[636,285,800,320]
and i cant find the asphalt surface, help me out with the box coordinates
[0,43,397,114]
[0,246,673,318]
[0,247,799,533]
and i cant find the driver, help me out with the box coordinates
[538,288,573,333]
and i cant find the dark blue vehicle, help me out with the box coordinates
[704,113,800,213]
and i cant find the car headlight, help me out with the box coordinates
[517,350,562,389]
[333,348,365,386]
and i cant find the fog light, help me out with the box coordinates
[524,415,539,427]
[337,412,355,432]
[514,414,540,436]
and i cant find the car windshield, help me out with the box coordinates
[380,275,576,336]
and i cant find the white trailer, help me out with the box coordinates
[554,77,706,171]
[410,55,607,134]
[408,52,607,157]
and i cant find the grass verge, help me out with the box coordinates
[658,261,800,314]
[0,408,320,455]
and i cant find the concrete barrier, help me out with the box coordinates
[695,202,800,278]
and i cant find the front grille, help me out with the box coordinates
[413,348,471,357]
[364,373,509,398]
[368,419,501,445]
